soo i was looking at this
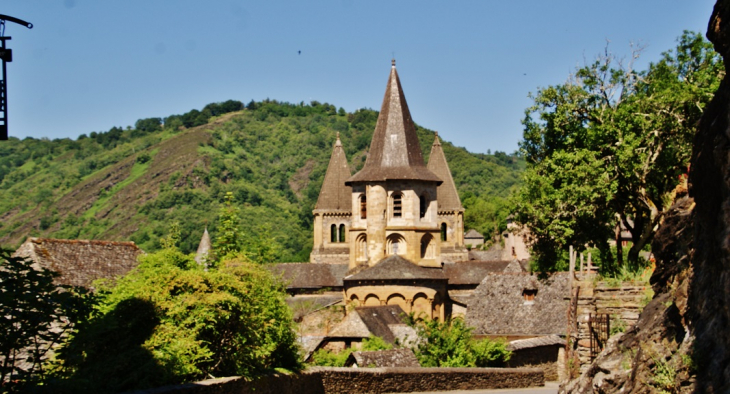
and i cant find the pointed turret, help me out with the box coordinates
[195,228,211,265]
[315,133,352,212]
[347,60,441,185]
[427,132,463,211]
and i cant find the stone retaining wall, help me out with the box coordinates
[569,278,650,373]
[132,367,544,394]
[313,367,544,393]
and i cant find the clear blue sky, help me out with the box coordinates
[1,0,717,154]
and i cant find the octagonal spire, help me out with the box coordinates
[347,61,441,185]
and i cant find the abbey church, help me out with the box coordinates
[265,61,570,356]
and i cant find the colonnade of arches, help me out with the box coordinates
[348,291,442,320]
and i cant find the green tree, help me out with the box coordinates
[49,251,300,392]
[214,192,242,259]
[517,31,723,272]
[413,317,510,368]
[0,250,91,389]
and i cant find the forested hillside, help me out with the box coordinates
[0,100,523,261]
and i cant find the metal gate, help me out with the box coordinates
[588,313,610,360]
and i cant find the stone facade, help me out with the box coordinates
[310,61,467,266]
[344,256,448,320]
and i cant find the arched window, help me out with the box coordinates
[339,224,346,243]
[330,224,337,243]
[392,192,402,218]
[386,233,406,256]
[421,234,435,259]
[356,234,367,262]
[419,194,427,219]
[360,194,367,219]
[440,223,447,241]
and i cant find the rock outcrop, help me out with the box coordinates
[560,197,695,393]
[562,1,730,392]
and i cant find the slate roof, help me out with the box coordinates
[465,272,570,336]
[427,133,462,211]
[507,335,566,351]
[13,237,143,288]
[286,295,343,320]
[468,249,504,261]
[194,228,211,264]
[346,61,441,185]
[465,229,484,239]
[345,255,446,281]
[315,134,352,212]
[327,305,408,344]
[346,348,420,368]
[441,261,512,285]
[266,263,348,289]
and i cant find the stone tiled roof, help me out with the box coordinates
[507,335,566,351]
[315,135,352,212]
[441,261,512,285]
[466,272,570,336]
[327,309,373,339]
[266,263,348,289]
[356,305,407,342]
[345,255,446,281]
[346,62,441,185]
[346,348,420,368]
[328,305,408,343]
[13,237,143,288]
[468,249,504,261]
[286,295,343,320]
[427,133,462,211]
[299,336,326,362]
[465,229,484,239]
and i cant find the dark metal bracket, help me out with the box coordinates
[0,14,33,140]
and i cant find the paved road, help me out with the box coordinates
[394,381,559,394]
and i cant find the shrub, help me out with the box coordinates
[413,317,510,367]
[47,250,300,393]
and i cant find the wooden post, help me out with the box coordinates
[569,245,575,288]
[580,253,584,274]
[587,252,593,272]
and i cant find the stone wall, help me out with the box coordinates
[568,277,650,373]
[508,347,561,381]
[133,367,544,394]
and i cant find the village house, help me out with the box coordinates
[13,237,143,288]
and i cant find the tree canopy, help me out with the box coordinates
[47,248,300,393]
[516,31,723,271]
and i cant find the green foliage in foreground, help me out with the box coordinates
[309,335,393,367]
[46,249,300,393]
[516,31,722,272]
[0,250,92,391]
[413,317,511,368]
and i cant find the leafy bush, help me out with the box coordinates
[47,249,300,393]
[362,335,392,351]
[413,317,510,367]
[309,348,353,367]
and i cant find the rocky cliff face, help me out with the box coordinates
[560,197,696,393]
[562,1,730,392]
[687,2,730,391]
